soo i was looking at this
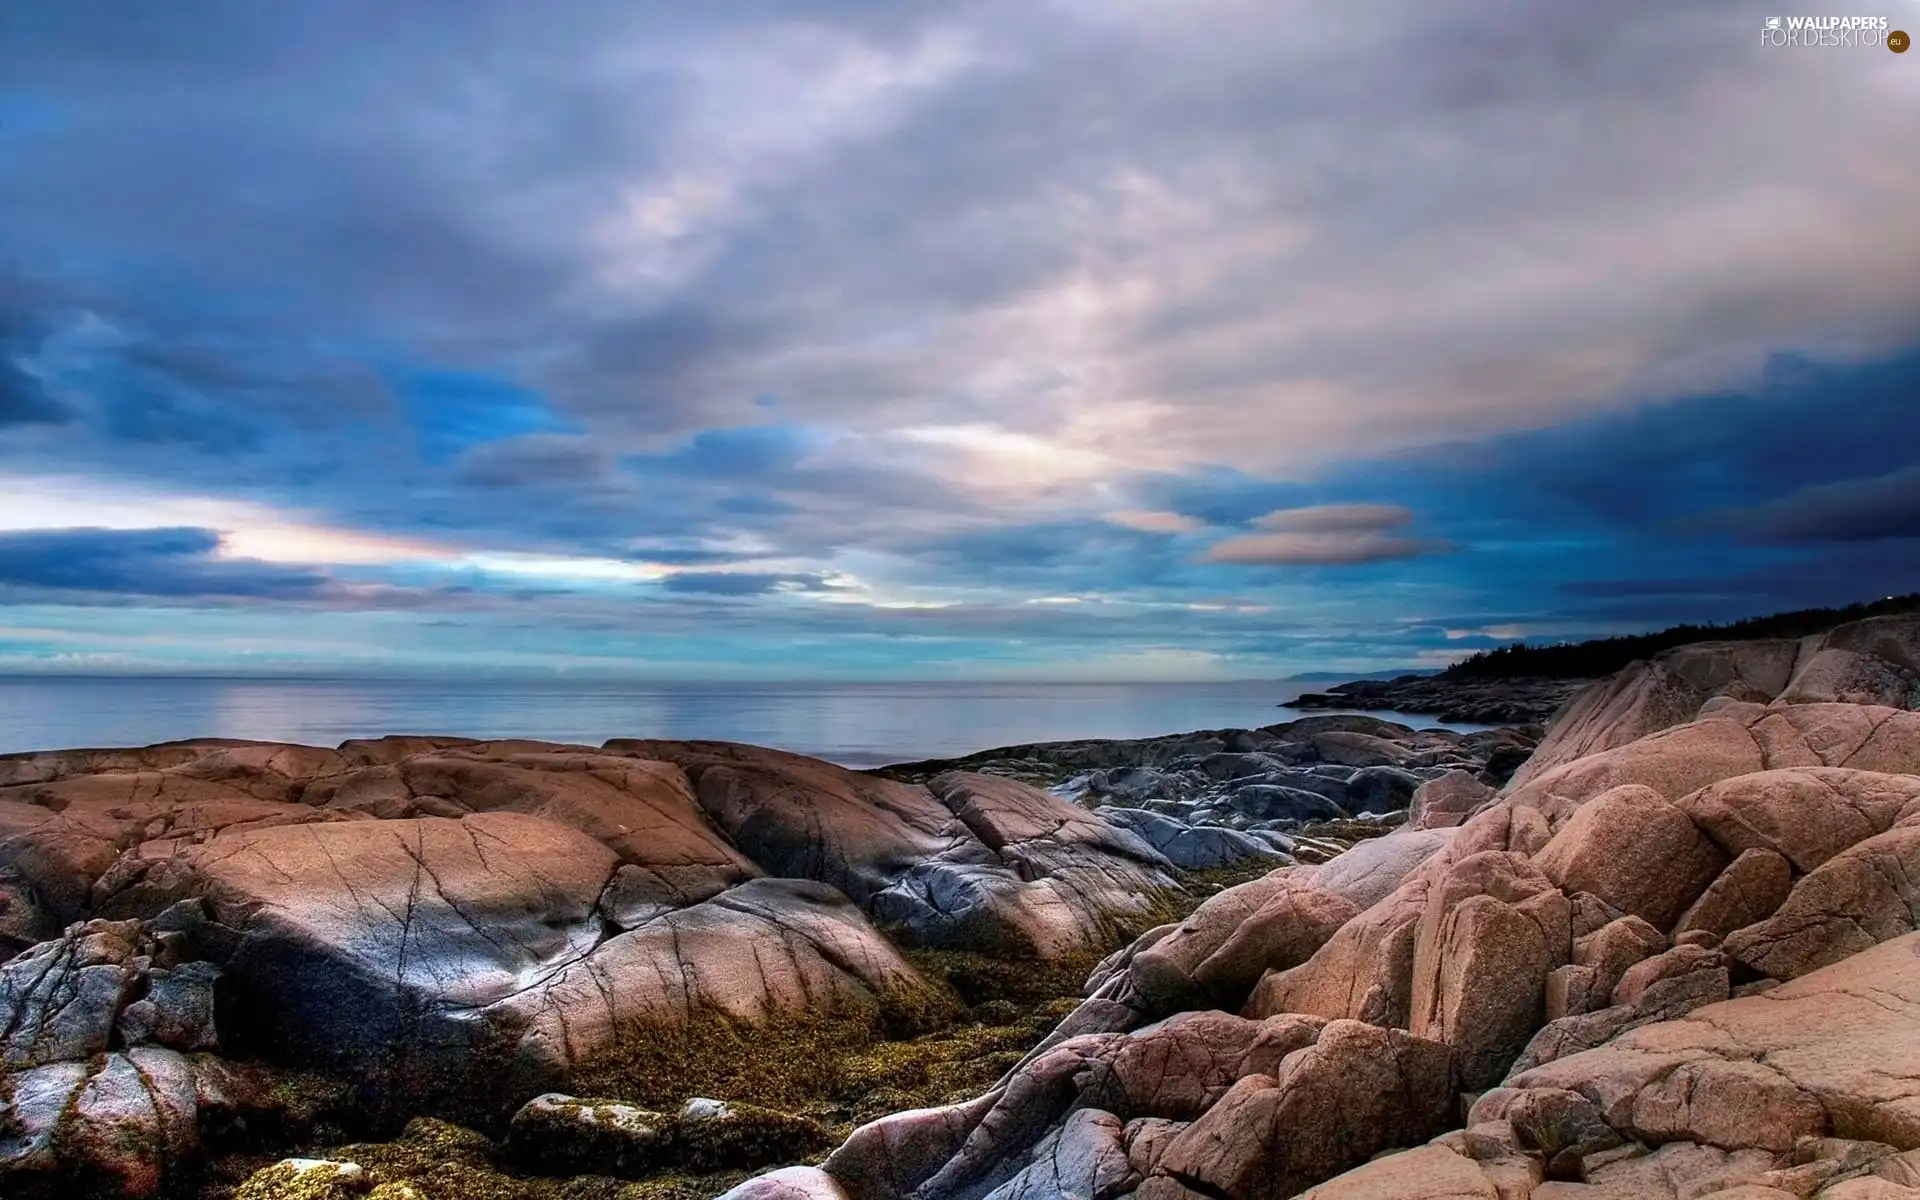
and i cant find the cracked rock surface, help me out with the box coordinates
[0,735,1200,1193]
[719,613,1920,1200]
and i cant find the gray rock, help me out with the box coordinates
[117,961,221,1053]
[1221,785,1347,822]
[1,920,143,1068]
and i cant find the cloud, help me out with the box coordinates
[0,527,333,601]
[1200,503,1446,566]
[0,3,1916,674]
[1252,504,1413,533]
[1105,509,1206,534]
[455,433,617,489]
[657,571,842,596]
[0,359,69,426]
[1699,465,1920,545]
[1201,530,1450,566]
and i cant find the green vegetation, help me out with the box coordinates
[1442,593,1920,680]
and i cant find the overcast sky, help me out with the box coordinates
[1,1,1917,679]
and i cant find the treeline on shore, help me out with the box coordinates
[1442,592,1920,680]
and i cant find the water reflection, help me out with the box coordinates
[0,677,1494,764]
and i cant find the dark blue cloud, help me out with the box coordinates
[0,359,67,426]
[623,425,819,480]
[0,527,332,601]
[1129,468,1313,528]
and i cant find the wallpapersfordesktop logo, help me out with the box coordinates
[1760,15,1905,48]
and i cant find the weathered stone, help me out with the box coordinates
[1147,1021,1454,1200]
[1612,944,1728,1008]
[1724,824,1920,981]
[1535,785,1728,931]
[980,1107,1136,1200]
[117,960,220,1052]
[1075,1010,1325,1121]
[1677,848,1795,942]
[1512,933,1920,1151]
[1680,769,1920,874]
[1294,1143,1501,1198]
[1574,915,1669,1002]
[715,1167,852,1200]
[1410,770,1498,830]
[1408,851,1570,1090]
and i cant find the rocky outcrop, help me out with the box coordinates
[1285,675,1590,725]
[0,737,1191,1193]
[1509,614,1920,791]
[717,613,1920,1200]
[14,611,1920,1199]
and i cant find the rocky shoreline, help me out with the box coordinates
[2,613,1919,1199]
[1284,673,1592,725]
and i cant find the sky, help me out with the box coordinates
[0,1,1917,680]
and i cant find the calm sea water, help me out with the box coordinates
[0,676,1490,767]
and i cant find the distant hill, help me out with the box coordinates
[1442,593,1920,681]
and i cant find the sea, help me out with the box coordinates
[0,676,1492,767]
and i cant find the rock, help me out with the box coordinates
[1410,770,1497,831]
[1310,828,1454,910]
[1143,1020,1454,1200]
[505,1093,672,1177]
[1611,944,1728,1007]
[1679,769,1920,873]
[1723,823,1920,980]
[1124,1117,1188,1177]
[504,1093,829,1179]
[1510,944,1731,1075]
[0,1048,259,1198]
[1075,1010,1326,1121]
[493,878,928,1088]
[1408,851,1571,1090]
[0,919,142,1067]
[1171,880,1360,1010]
[188,811,617,1071]
[1545,964,1603,1021]
[1345,766,1425,815]
[1293,1142,1502,1198]
[1534,784,1728,931]
[1129,872,1304,1014]
[901,1034,1125,1200]
[1557,1140,1785,1198]
[1510,932,1920,1151]
[822,1093,1001,1200]
[1676,848,1795,942]
[980,1107,1135,1200]
[1309,732,1416,769]
[1502,1086,1625,1177]
[117,960,221,1053]
[184,810,928,1107]
[1098,809,1288,871]
[1223,785,1348,823]
[715,1167,853,1200]
[1574,916,1670,999]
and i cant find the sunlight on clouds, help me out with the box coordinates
[1105,509,1206,534]
[0,475,449,565]
[454,553,668,583]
